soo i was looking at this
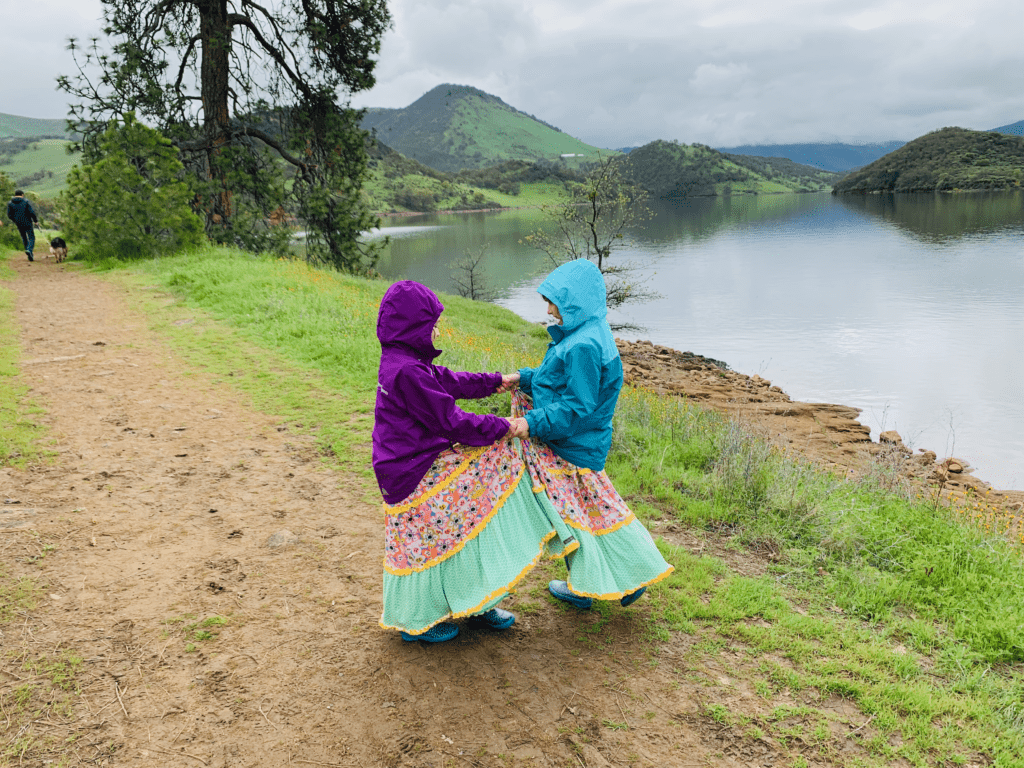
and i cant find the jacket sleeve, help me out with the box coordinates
[517,367,535,394]
[523,344,600,441]
[396,366,509,446]
[28,202,37,223]
[431,365,501,400]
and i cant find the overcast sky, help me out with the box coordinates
[3,0,1022,148]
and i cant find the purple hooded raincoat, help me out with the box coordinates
[372,281,509,503]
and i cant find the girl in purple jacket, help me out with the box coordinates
[373,281,571,643]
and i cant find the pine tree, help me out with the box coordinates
[59,0,391,271]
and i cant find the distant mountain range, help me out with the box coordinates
[992,120,1024,136]
[360,84,608,172]
[3,91,1022,201]
[716,121,1023,173]
[714,142,907,173]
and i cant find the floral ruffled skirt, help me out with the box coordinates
[512,388,674,600]
[378,391,674,635]
[379,440,573,635]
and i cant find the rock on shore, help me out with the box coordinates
[615,339,1023,510]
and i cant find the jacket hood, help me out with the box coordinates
[377,280,443,359]
[537,259,607,336]
[9,197,27,208]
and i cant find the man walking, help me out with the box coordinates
[6,190,39,261]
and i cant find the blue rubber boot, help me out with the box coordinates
[401,622,459,643]
[620,586,646,607]
[548,580,593,609]
[468,607,516,630]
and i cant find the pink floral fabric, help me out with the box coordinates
[513,389,635,536]
[383,442,524,574]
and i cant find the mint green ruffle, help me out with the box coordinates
[380,478,572,635]
[533,490,674,600]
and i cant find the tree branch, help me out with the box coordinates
[236,126,309,170]
[227,13,312,101]
[174,34,202,94]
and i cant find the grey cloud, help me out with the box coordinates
[4,0,1022,147]
[354,0,1024,147]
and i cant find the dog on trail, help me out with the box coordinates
[49,237,67,263]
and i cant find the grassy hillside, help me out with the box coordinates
[362,84,610,172]
[621,140,838,198]
[39,244,1022,766]
[363,141,584,213]
[833,127,1024,194]
[715,141,907,173]
[0,138,80,198]
[0,113,67,139]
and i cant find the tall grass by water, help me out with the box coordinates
[9,243,1023,765]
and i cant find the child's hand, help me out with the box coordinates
[496,372,520,394]
[506,417,529,439]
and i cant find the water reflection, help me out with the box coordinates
[835,191,1024,243]
[640,193,838,245]
[374,192,1024,488]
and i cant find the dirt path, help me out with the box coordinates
[6,257,857,768]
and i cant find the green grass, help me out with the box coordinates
[479,181,575,209]
[1,650,84,764]
[2,242,1017,766]
[0,255,48,466]
[0,139,79,198]
[0,565,41,624]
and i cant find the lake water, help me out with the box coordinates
[372,191,1024,489]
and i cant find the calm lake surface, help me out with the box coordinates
[372,191,1024,489]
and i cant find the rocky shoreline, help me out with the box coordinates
[615,338,1024,512]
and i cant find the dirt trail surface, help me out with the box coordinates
[0,256,1004,768]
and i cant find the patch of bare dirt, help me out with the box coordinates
[617,339,1024,514]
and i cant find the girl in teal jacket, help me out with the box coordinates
[508,259,673,608]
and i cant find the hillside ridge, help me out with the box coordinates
[361,83,607,172]
[622,139,838,197]
[833,127,1024,193]
[0,112,67,139]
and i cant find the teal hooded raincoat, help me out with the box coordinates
[518,259,623,471]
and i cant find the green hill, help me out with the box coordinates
[363,140,585,213]
[0,138,80,198]
[832,127,1024,193]
[0,113,67,139]
[620,140,838,198]
[361,84,609,172]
